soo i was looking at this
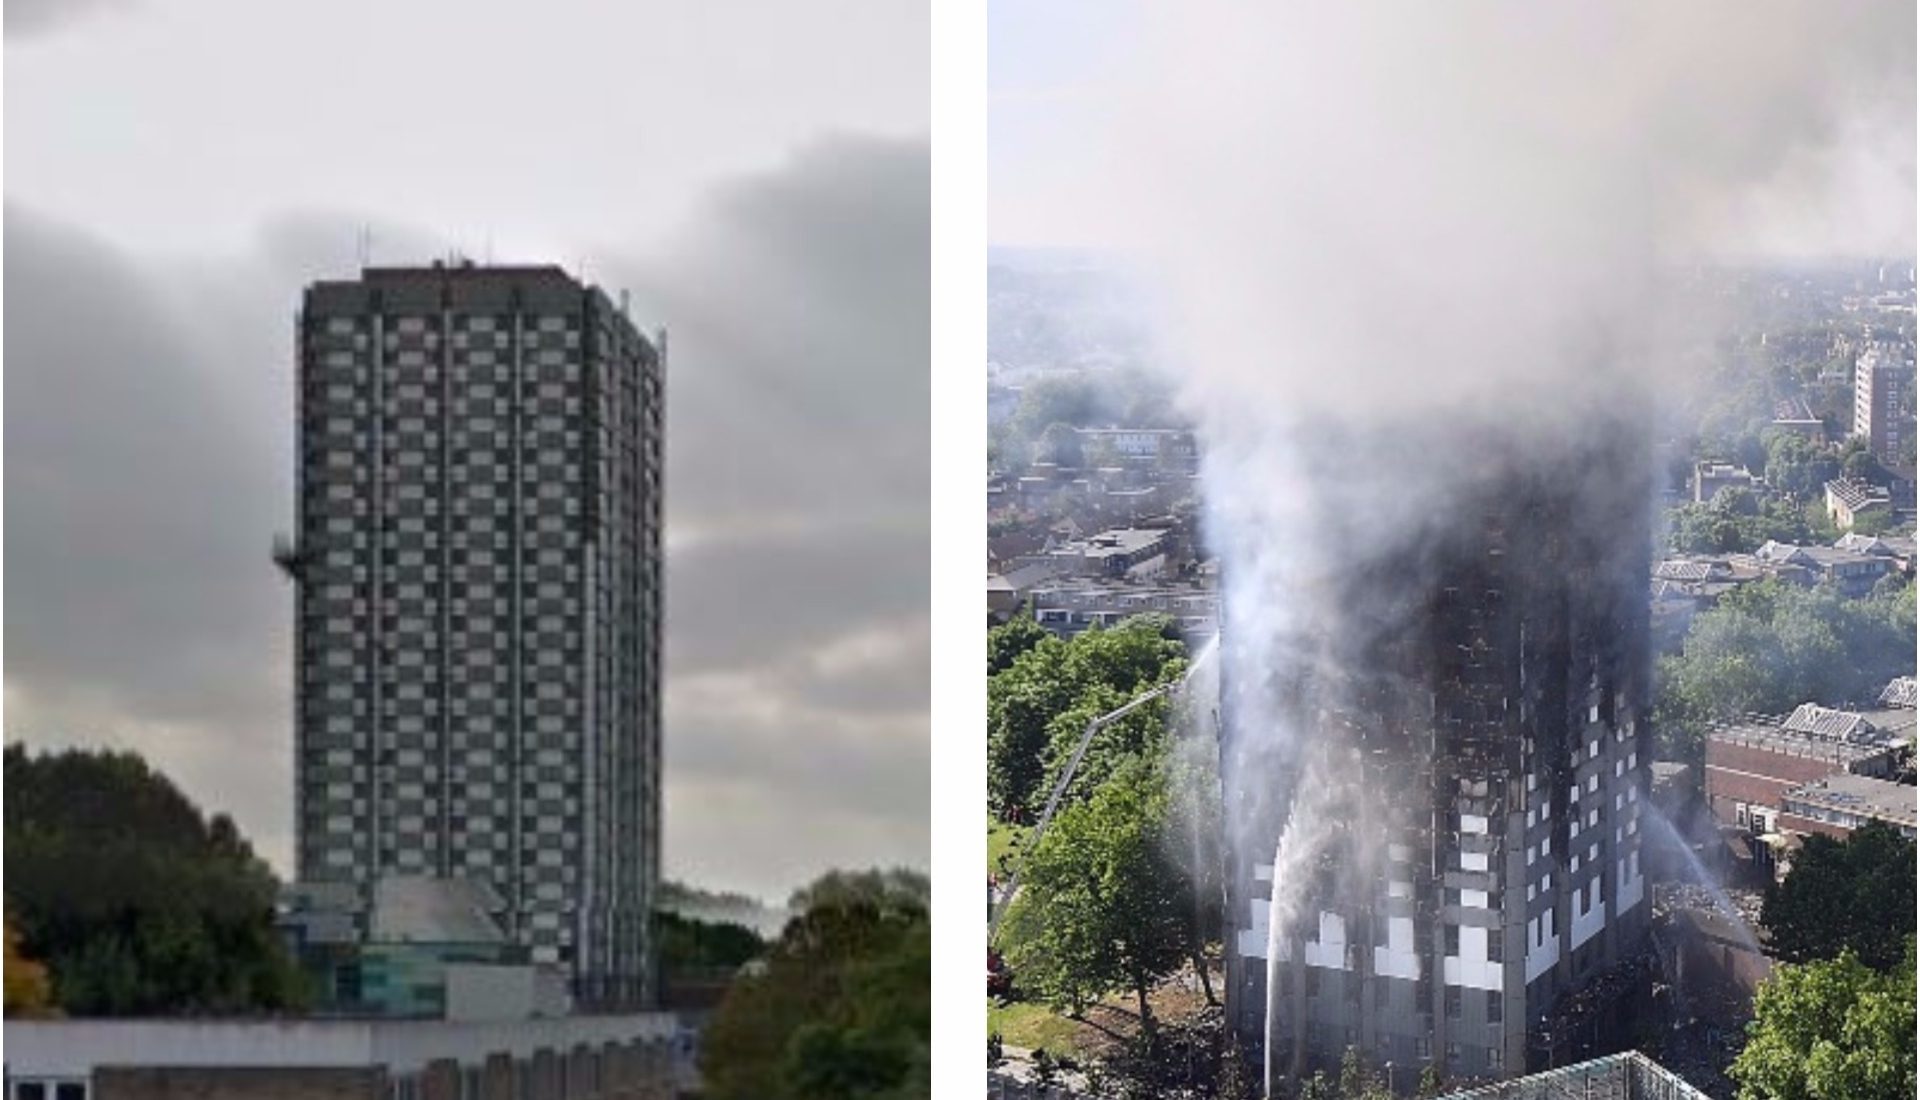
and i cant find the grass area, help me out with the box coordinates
[987,960,1226,1061]
[988,816,1029,877]
[987,998,1082,1057]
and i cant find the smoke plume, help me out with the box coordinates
[1057,1,1911,1083]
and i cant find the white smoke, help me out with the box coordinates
[1047,2,1911,1090]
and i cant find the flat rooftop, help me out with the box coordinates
[1782,772,1918,829]
[1440,1052,1709,1100]
[1707,706,1913,762]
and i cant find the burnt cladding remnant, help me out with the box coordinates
[1216,410,1656,1091]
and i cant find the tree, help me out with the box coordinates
[1759,821,1915,972]
[1038,421,1085,467]
[701,869,928,1100]
[5,744,307,1016]
[4,915,54,1016]
[654,909,765,975]
[1847,509,1898,537]
[1654,579,1914,763]
[1002,756,1189,1043]
[988,616,1187,820]
[1763,432,1841,501]
[1842,448,1878,484]
[988,634,1077,818]
[988,611,1050,677]
[1338,1046,1391,1100]
[1729,941,1915,1100]
[1009,376,1105,447]
[1664,494,1815,555]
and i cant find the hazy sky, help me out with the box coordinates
[6,0,929,901]
[990,1,1914,258]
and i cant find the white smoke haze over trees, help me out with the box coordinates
[1001,0,1915,946]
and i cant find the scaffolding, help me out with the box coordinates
[1437,1052,1709,1100]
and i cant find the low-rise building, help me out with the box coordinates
[3,1014,685,1100]
[1834,532,1917,576]
[1044,527,1171,579]
[1778,772,1917,840]
[1027,579,1217,641]
[1752,541,1894,597]
[1769,397,1825,443]
[1692,462,1761,504]
[1703,703,1913,835]
[1822,478,1891,531]
[1072,427,1196,466]
[986,561,1063,621]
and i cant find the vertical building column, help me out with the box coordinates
[438,292,455,878]
[510,297,527,936]
[369,307,387,882]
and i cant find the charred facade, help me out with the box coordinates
[1219,424,1655,1088]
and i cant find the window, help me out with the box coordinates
[1444,924,1459,954]
[1445,986,1462,1018]
[1488,990,1504,1023]
[1488,933,1503,962]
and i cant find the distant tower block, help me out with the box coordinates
[286,265,665,1008]
[1852,344,1907,466]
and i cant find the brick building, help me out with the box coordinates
[1703,704,1911,836]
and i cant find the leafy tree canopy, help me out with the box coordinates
[988,615,1187,820]
[1759,821,1915,972]
[1002,755,1190,1035]
[1763,431,1842,501]
[701,868,928,1100]
[1730,939,1915,1100]
[654,910,765,975]
[1665,493,1815,555]
[988,611,1051,677]
[1653,578,1914,763]
[4,916,54,1016]
[4,743,307,1016]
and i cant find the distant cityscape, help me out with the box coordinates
[984,252,1917,1099]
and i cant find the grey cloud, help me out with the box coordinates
[3,133,929,898]
[5,0,134,38]
[604,135,930,529]
[606,135,931,883]
[666,521,926,676]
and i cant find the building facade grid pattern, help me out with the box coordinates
[291,266,661,1007]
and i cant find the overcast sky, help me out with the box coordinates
[5,0,929,902]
